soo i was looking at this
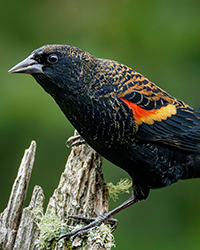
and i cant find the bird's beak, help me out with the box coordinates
[8,54,44,74]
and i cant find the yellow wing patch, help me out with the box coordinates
[120,98,177,125]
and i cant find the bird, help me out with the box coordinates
[8,44,200,239]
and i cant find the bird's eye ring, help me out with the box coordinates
[47,54,58,64]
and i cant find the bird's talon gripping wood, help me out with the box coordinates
[59,213,117,241]
[65,134,85,147]
[68,214,118,230]
[9,44,200,238]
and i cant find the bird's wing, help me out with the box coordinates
[118,71,200,152]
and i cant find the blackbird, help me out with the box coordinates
[9,44,200,238]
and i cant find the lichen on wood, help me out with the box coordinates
[0,131,114,250]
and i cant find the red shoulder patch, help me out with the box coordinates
[120,98,177,125]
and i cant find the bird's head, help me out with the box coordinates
[8,44,95,96]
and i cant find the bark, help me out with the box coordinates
[0,131,112,250]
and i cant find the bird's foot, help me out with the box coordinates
[66,135,86,147]
[68,214,118,230]
[59,196,139,242]
[58,213,118,241]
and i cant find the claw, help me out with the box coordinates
[59,218,101,241]
[58,213,118,242]
[68,214,118,230]
[66,135,85,147]
[68,214,96,223]
[58,193,139,242]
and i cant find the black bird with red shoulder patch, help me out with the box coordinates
[9,44,200,237]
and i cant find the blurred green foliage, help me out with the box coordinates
[1,0,200,249]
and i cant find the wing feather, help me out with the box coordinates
[117,71,200,152]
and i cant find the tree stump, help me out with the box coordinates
[0,131,114,250]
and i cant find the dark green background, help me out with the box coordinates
[1,0,200,249]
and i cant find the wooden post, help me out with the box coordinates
[0,131,114,250]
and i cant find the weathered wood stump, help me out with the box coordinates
[0,131,114,250]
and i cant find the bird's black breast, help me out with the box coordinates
[64,91,138,148]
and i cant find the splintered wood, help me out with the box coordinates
[0,131,111,250]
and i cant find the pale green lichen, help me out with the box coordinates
[33,203,117,249]
[34,210,116,249]
[87,223,116,248]
[34,209,69,249]
[107,178,132,201]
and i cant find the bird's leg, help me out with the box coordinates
[66,134,85,147]
[59,195,139,241]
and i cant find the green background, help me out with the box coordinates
[1,0,200,249]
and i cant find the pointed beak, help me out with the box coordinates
[8,54,44,74]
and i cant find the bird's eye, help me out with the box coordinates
[47,54,58,64]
